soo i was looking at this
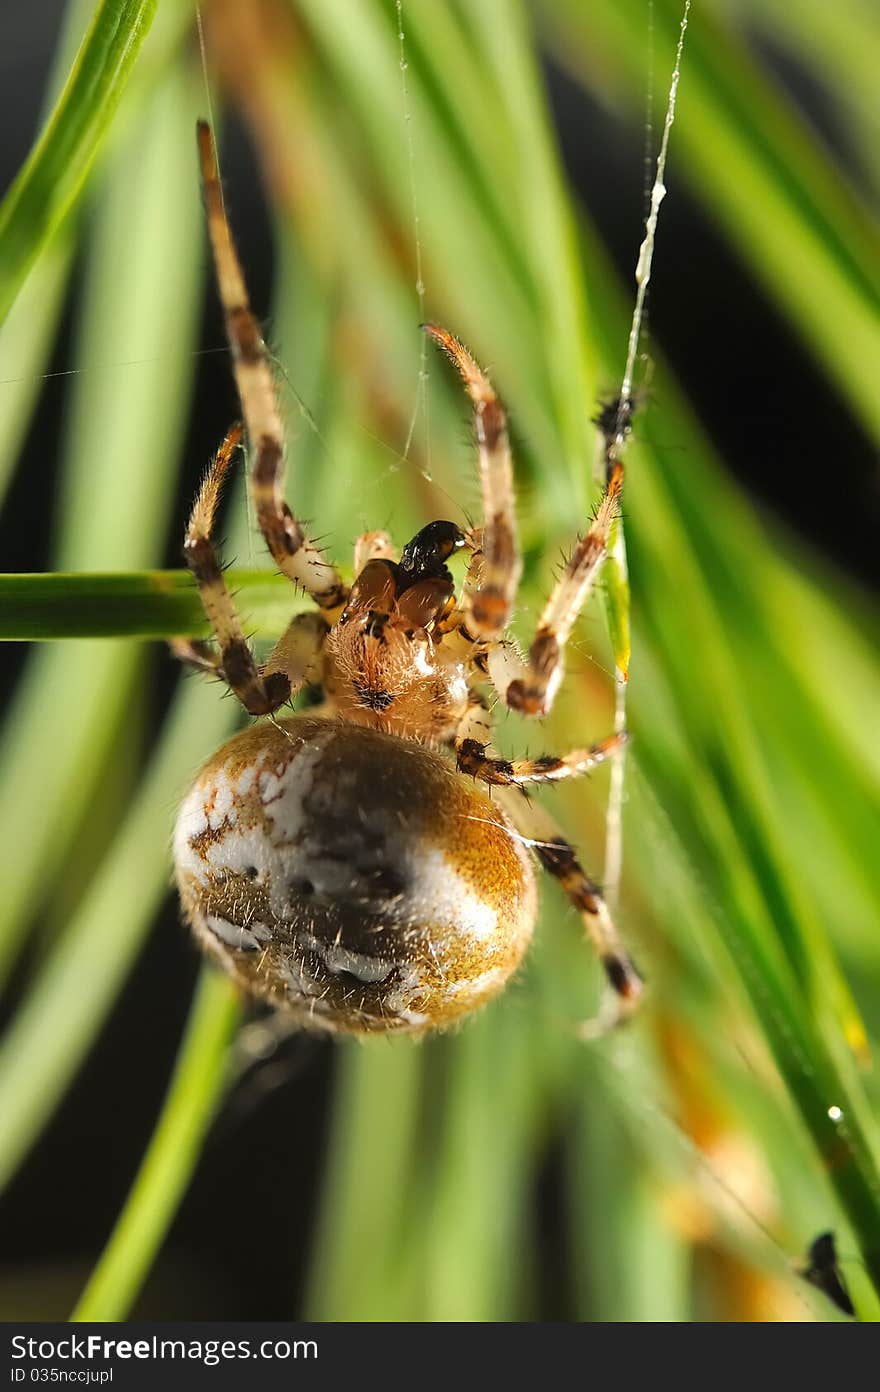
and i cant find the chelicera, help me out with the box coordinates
[173,122,641,1036]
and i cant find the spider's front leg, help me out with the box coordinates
[500,460,624,718]
[197,122,346,612]
[422,324,520,641]
[425,319,625,721]
[352,530,397,573]
[502,788,643,1019]
[173,426,326,715]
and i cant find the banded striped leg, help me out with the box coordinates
[504,461,624,717]
[197,122,346,611]
[504,790,643,1020]
[262,610,329,688]
[175,426,290,715]
[454,701,628,787]
[423,324,520,639]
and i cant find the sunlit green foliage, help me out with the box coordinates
[1,0,878,1322]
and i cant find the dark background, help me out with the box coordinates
[0,5,876,1318]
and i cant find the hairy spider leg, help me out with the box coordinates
[503,788,643,1013]
[503,457,624,717]
[175,424,290,714]
[454,693,628,786]
[424,319,627,722]
[262,610,329,689]
[352,530,397,573]
[197,121,346,611]
[422,324,521,641]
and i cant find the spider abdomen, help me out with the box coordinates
[174,717,536,1034]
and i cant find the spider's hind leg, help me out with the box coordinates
[449,685,640,1018]
[174,425,290,716]
[504,789,643,1023]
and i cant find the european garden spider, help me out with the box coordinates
[173,122,641,1035]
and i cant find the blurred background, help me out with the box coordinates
[0,0,878,1321]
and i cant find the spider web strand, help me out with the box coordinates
[603,0,691,906]
[395,0,431,479]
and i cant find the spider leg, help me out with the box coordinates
[197,121,346,611]
[262,610,329,688]
[423,324,520,641]
[175,425,290,715]
[352,529,397,574]
[503,788,643,1014]
[170,637,222,676]
[499,461,624,717]
[453,700,627,788]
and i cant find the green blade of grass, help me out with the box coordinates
[712,0,880,196]
[293,0,576,519]
[0,0,203,509]
[0,675,239,1197]
[542,0,880,446]
[304,1040,426,1321]
[0,0,158,326]
[463,0,596,482]
[71,968,241,1322]
[569,1054,693,1322]
[0,0,87,499]
[0,232,74,507]
[416,1006,544,1320]
[0,57,203,982]
[0,570,306,640]
[0,0,91,500]
[584,319,880,1294]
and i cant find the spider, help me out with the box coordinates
[172,122,642,1036]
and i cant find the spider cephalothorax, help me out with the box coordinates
[325,523,467,735]
[172,123,641,1035]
